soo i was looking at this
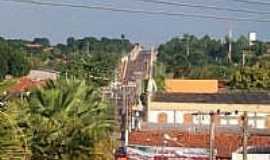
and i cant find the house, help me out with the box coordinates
[8,69,59,94]
[146,79,270,129]
[129,130,270,159]
[126,79,270,159]
[27,69,59,81]
[117,47,270,160]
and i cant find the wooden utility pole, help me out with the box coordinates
[209,113,216,160]
[242,111,248,160]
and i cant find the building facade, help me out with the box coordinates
[147,80,270,129]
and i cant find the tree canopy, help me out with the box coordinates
[157,34,269,82]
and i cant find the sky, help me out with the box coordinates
[0,0,270,47]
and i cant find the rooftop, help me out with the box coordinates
[165,79,218,93]
[152,92,270,105]
[129,130,270,158]
[8,77,45,93]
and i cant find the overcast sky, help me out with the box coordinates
[0,0,269,46]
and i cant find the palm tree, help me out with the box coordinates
[0,104,30,160]
[24,79,115,160]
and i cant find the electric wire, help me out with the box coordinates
[134,0,270,15]
[1,0,270,23]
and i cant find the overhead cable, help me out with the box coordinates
[232,0,270,6]
[1,0,270,23]
[134,0,270,15]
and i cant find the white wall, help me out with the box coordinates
[148,110,189,124]
[193,115,210,125]
[27,70,58,81]
[175,111,185,124]
[148,110,174,123]
[232,153,270,160]
[148,110,269,129]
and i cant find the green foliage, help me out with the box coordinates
[154,62,166,90]
[0,79,116,160]
[61,53,119,86]
[33,38,50,47]
[0,79,17,95]
[158,34,269,81]
[230,66,270,90]
[0,35,132,81]
[0,102,29,159]
[0,41,30,80]
[20,79,115,160]
[8,51,30,77]
[59,36,132,56]
[158,34,226,78]
[0,115,27,159]
[59,36,132,86]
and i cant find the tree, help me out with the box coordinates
[154,62,166,90]
[8,51,30,77]
[33,38,50,47]
[121,34,125,40]
[232,35,249,63]
[0,53,8,80]
[157,34,270,80]
[0,43,30,79]
[62,52,120,87]
[67,37,75,48]
[23,79,114,160]
[229,66,270,90]
[0,100,30,159]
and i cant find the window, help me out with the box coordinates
[158,112,168,124]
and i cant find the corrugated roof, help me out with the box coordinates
[152,92,270,104]
[129,130,270,158]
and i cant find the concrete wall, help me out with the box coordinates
[148,109,269,129]
[232,153,270,160]
[27,70,58,81]
[165,79,218,93]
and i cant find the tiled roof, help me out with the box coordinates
[129,130,270,158]
[8,77,45,93]
[152,92,270,104]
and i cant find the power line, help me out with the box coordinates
[134,0,270,15]
[1,0,270,23]
[232,0,270,6]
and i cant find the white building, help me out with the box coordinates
[146,80,270,129]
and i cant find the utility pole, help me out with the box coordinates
[186,36,190,57]
[120,85,128,148]
[209,113,216,160]
[192,112,217,160]
[242,111,248,160]
[242,50,246,67]
[124,86,129,147]
[228,29,232,63]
